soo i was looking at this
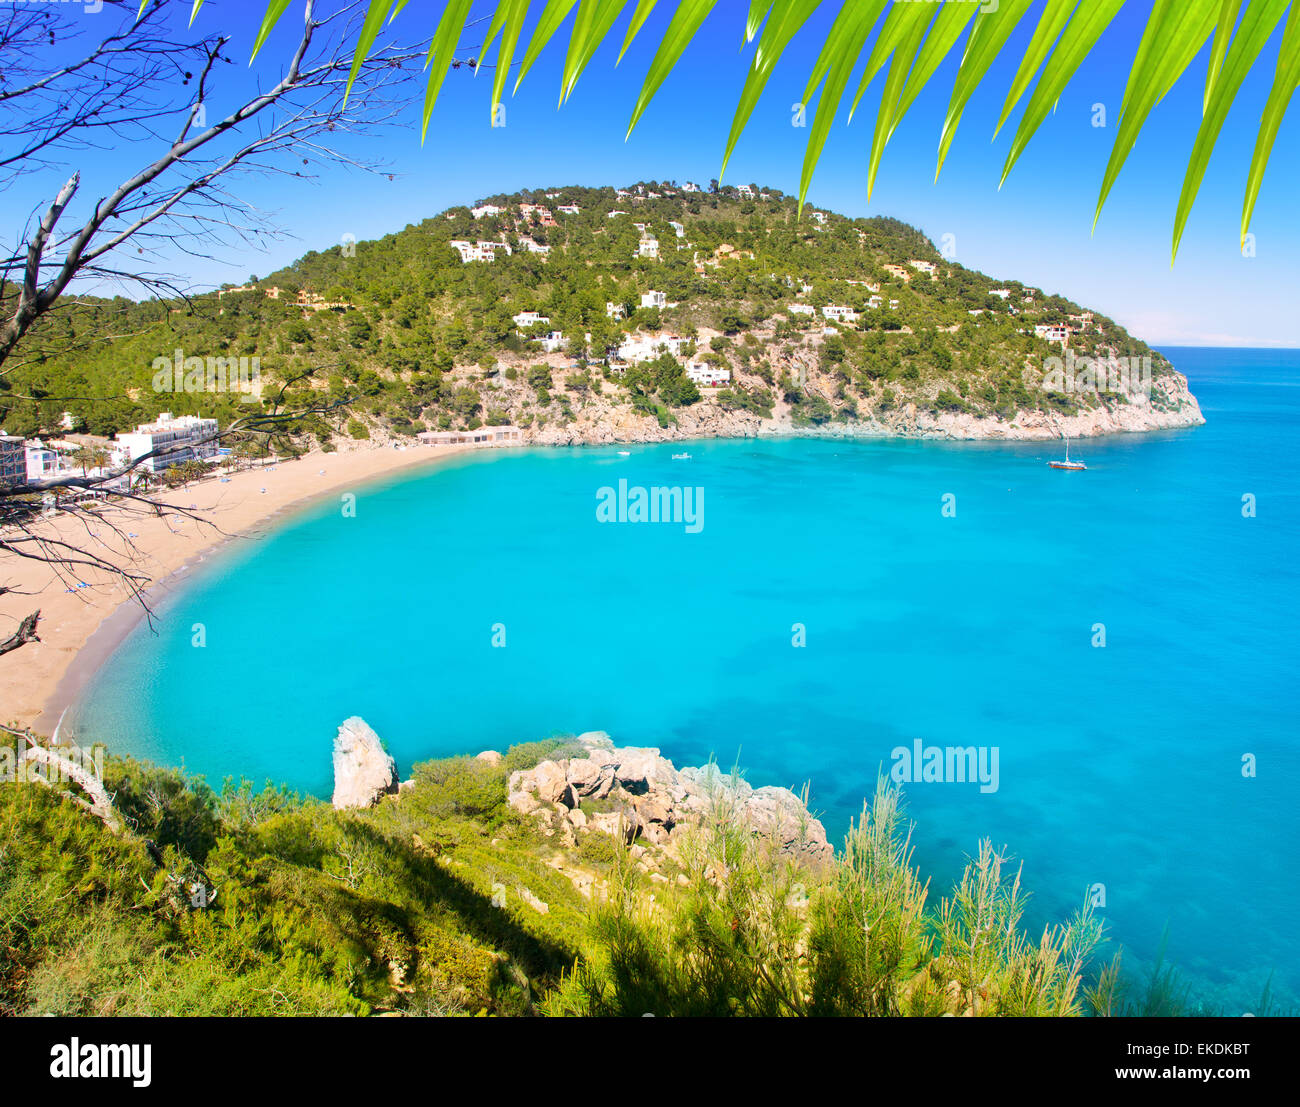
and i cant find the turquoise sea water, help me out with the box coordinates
[73,347,1299,1012]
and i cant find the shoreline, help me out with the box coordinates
[1,441,480,734]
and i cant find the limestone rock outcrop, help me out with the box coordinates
[507,731,832,865]
[332,716,399,810]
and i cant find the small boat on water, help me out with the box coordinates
[617,450,630,456]
[1048,436,1087,471]
[672,452,691,460]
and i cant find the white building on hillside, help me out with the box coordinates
[637,237,660,259]
[513,311,550,329]
[787,303,815,316]
[616,334,687,363]
[114,413,219,473]
[641,290,667,310]
[822,304,859,324]
[606,302,626,320]
[471,204,503,219]
[450,240,507,263]
[686,362,730,387]
[1034,324,1073,345]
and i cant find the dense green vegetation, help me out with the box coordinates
[0,734,1257,1017]
[0,182,1181,443]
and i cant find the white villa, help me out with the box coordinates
[735,184,754,198]
[471,204,503,219]
[606,302,626,320]
[668,221,685,238]
[114,412,219,474]
[686,362,731,387]
[513,311,550,329]
[616,334,688,363]
[641,290,667,310]
[637,237,660,259]
[787,303,816,316]
[449,240,512,263]
[539,332,567,353]
[558,204,581,215]
[990,288,1012,300]
[1035,324,1072,345]
[909,259,937,276]
[683,181,702,193]
[822,305,859,324]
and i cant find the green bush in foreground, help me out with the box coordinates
[0,736,1244,1017]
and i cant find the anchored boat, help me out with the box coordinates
[1048,436,1087,471]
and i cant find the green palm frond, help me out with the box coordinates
[205,0,1297,259]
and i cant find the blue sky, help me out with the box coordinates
[16,0,1300,347]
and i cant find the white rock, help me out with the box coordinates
[332,717,398,810]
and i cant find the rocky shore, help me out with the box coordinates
[505,731,833,866]
[527,367,1204,445]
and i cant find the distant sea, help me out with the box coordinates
[72,346,1300,1013]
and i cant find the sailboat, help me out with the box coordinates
[1047,435,1087,471]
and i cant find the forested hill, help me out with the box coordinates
[1,181,1201,443]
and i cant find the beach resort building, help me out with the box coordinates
[0,436,25,488]
[114,412,219,473]
[25,440,60,481]
[417,426,523,448]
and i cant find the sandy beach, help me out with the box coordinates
[0,441,476,733]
